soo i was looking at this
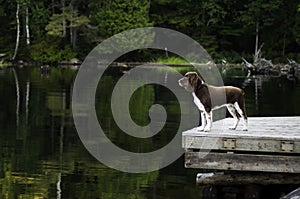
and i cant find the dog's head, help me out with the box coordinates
[178,72,203,92]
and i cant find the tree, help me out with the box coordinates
[240,0,281,62]
[270,0,299,58]
[11,0,34,60]
[149,0,228,57]
[12,2,20,60]
[1,0,299,62]
[25,6,30,46]
[294,4,300,47]
[46,6,89,49]
[30,1,49,42]
[95,0,153,38]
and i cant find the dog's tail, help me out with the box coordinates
[241,89,245,96]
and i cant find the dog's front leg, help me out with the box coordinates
[203,111,212,132]
[196,112,206,131]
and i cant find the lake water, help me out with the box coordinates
[0,66,299,198]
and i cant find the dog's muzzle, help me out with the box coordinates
[178,77,186,87]
[178,80,182,87]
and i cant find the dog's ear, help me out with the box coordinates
[189,73,200,90]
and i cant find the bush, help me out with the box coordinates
[31,37,76,63]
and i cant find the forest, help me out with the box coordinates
[0,0,300,64]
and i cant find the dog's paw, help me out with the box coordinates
[229,127,236,130]
[242,128,248,131]
[203,127,211,132]
[196,126,205,131]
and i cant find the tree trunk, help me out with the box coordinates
[70,20,73,46]
[12,3,20,60]
[25,81,30,124]
[57,173,62,199]
[25,7,30,46]
[61,0,66,37]
[72,28,77,50]
[282,32,286,57]
[254,21,259,64]
[12,68,20,127]
[147,0,151,17]
[52,0,55,14]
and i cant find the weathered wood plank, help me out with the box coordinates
[182,117,300,153]
[185,152,300,173]
[183,117,300,139]
[196,172,300,185]
[183,136,300,153]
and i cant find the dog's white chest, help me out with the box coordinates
[192,92,205,111]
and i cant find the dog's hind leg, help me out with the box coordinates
[234,101,248,131]
[226,104,240,130]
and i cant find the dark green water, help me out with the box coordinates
[0,66,299,199]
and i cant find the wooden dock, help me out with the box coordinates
[182,116,300,173]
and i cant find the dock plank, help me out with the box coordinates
[182,117,300,153]
[185,152,300,173]
[183,117,300,140]
[196,172,300,185]
[182,116,300,173]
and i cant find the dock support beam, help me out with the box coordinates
[196,172,300,185]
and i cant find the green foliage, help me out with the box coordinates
[30,1,49,41]
[295,6,300,46]
[95,0,152,38]
[45,13,65,37]
[0,0,299,63]
[0,61,10,68]
[154,56,189,64]
[31,38,76,63]
[202,0,226,26]
[46,6,89,37]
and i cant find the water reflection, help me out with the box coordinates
[0,66,299,198]
[243,76,266,112]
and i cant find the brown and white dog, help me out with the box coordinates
[178,72,248,132]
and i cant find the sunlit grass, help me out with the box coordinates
[0,61,10,68]
[152,65,197,74]
[154,56,190,65]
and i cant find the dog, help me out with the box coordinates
[178,72,248,132]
